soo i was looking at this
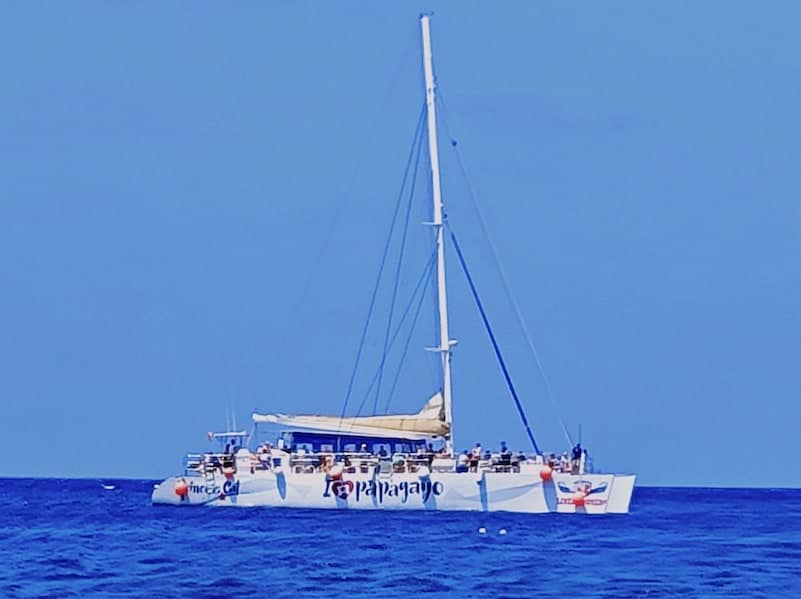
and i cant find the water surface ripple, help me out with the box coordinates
[0,480,798,597]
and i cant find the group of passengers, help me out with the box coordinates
[195,438,242,472]
[454,441,588,474]
[275,442,446,474]
[456,441,515,473]
[197,438,589,476]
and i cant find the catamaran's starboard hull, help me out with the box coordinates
[152,471,635,514]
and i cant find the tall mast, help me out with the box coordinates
[420,14,455,455]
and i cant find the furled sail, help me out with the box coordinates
[251,392,449,440]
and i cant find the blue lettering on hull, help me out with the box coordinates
[323,478,443,504]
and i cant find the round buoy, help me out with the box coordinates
[478,527,487,535]
[498,528,507,536]
[327,464,343,480]
[539,466,553,481]
[174,479,188,498]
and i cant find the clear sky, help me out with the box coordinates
[1,2,799,486]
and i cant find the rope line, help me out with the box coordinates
[339,103,427,422]
[449,227,541,454]
[437,93,574,447]
[372,114,426,414]
[383,252,437,414]
[353,250,437,418]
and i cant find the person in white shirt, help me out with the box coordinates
[469,442,481,472]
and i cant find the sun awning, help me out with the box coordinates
[251,392,450,440]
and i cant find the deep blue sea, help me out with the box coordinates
[0,480,799,598]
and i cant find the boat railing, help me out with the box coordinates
[283,451,446,475]
[183,452,238,476]
[184,449,589,476]
[281,451,552,475]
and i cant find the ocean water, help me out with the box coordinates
[0,480,798,598]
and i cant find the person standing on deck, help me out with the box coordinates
[571,443,582,474]
[469,442,481,473]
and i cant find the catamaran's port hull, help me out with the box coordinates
[152,471,635,514]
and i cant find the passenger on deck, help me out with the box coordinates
[457,450,469,473]
[500,441,512,460]
[222,440,236,470]
[560,452,570,473]
[510,451,521,472]
[224,440,239,465]
[424,444,436,465]
[469,443,481,472]
[320,454,334,472]
[572,443,582,461]
[571,443,582,474]
[256,443,272,470]
[498,441,512,472]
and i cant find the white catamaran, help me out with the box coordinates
[152,15,636,513]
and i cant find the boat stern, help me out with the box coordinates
[605,474,636,514]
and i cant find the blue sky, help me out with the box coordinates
[1,3,799,486]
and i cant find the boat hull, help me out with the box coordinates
[152,471,635,514]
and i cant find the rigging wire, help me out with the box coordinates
[263,29,419,396]
[436,93,574,447]
[448,225,541,455]
[353,250,437,417]
[372,114,426,414]
[383,251,437,414]
[339,103,427,422]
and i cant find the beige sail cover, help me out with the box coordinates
[251,392,450,440]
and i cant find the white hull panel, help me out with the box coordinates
[153,471,635,514]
